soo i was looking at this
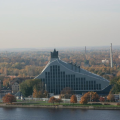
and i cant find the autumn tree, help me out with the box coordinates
[80,92,99,104]
[117,71,120,77]
[49,97,56,104]
[91,92,99,102]
[80,97,88,104]
[3,78,11,87]
[107,94,115,102]
[70,95,77,104]
[33,89,42,98]
[2,93,16,104]
[60,87,73,99]
[33,88,47,98]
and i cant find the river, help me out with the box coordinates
[0,107,120,120]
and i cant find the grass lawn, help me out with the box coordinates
[15,100,120,107]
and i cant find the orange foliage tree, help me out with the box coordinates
[2,93,16,104]
[80,92,99,104]
[117,71,120,77]
[3,78,11,87]
[48,97,56,104]
[107,94,114,102]
[33,88,48,98]
[70,95,77,104]
[80,97,88,104]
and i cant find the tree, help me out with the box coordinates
[3,78,11,87]
[91,92,99,102]
[117,71,120,77]
[107,94,114,102]
[55,98,63,104]
[80,92,99,104]
[2,93,16,104]
[33,88,42,98]
[60,87,73,99]
[110,76,120,94]
[80,97,88,104]
[48,97,56,104]
[33,88,47,98]
[70,95,77,104]
[84,60,89,64]
[20,79,44,97]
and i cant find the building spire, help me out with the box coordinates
[110,43,113,68]
[51,49,58,58]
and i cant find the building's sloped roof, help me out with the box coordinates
[57,58,109,82]
[35,57,109,83]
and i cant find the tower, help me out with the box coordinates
[110,43,113,68]
[51,49,58,59]
[85,46,86,54]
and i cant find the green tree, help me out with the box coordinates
[20,79,44,97]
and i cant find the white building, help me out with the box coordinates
[102,59,109,64]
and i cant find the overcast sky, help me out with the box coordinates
[0,0,120,48]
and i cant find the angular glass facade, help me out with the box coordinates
[41,65,101,94]
[35,49,110,95]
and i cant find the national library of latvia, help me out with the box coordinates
[35,49,111,95]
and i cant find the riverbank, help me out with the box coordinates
[1,103,120,110]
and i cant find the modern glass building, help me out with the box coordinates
[35,49,111,95]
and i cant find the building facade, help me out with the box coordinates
[12,82,19,94]
[35,49,111,95]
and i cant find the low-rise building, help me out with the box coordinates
[12,82,19,94]
[102,59,109,64]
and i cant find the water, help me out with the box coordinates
[0,107,120,120]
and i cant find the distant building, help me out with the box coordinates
[84,64,90,67]
[35,49,111,95]
[102,59,109,64]
[84,60,89,67]
[12,82,19,94]
[114,94,120,102]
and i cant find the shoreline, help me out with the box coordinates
[1,104,120,110]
